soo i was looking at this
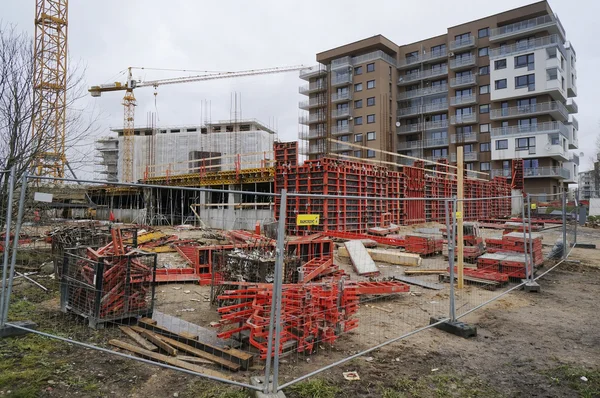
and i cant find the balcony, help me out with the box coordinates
[331,92,351,103]
[450,113,478,125]
[451,132,477,144]
[398,66,448,85]
[449,55,476,70]
[299,65,327,81]
[423,137,449,148]
[423,101,449,114]
[568,116,579,131]
[425,155,449,162]
[299,82,326,95]
[299,129,326,140]
[491,169,512,178]
[545,144,569,161]
[449,74,477,88]
[424,120,448,131]
[489,34,564,59]
[299,98,327,110]
[331,73,352,87]
[331,125,350,136]
[449,35,476,51]
[331,142,352,152]
[568,82,577,98]
[490,101,568,121]
[331,108,350,119]
[569,152,580,166]
[490,14,565,42]
[491,121,568,139]
[397,123,422,134]
[331,56,351,71]
[306,145,326,155]
[397,84,448,100]
[397,140,422,151]
[398,49,448,69]
[523,166,570,179]
[450,94,477,106]
[397,105,420,118]
[299,114,326,125]
[450,151,478,162]
[566,99,578,113]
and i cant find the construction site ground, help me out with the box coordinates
[1,226,599,397]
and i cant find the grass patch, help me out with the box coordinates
[385,374,502,398]
[286,378,341,398]
[181,379,250,398]
[545,364,600,398]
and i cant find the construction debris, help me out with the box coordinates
[344,240,380,276]
[337,246,422,267]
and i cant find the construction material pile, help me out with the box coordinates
[61,229,157,328]
[214,257,409,359]
[404,233,444,256]
[477,232,544,279]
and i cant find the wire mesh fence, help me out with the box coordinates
[0,171,576,394]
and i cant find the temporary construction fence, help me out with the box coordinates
[0,173,579,395]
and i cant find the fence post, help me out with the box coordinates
[263,189,286,394]
[445,199,456,321]
[271,189,287,393]
[526,194,534,282]
[0,167,15,327]
[562,190,567,258]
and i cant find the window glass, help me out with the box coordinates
[480,124,490,133]
[367,114,375,124]
[355,134,363,142]
[367,132,376,141]
[496,139,508,150]
[478,47,489,57]
[355,116,363,125]
[478,28,489,38]
[367,63,375,72]
[367,80,375,89]
[354,83,363,92]
[367,97,375,106]
[515,74,535,90]
[480,162,491,171]
[494,59,507,70]
[479,65,490,75]
[515,53,535,70]
[354,66,363,75]
[480,142,490,152]
[479,85,490,94]
[480,104,489,114]
[367,150,376,158]
[495,79,507,89]
[354,100,363,109]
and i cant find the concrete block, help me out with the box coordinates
[0,320,37,338]
[338,247,422,267]
[522,280,541,293]
[250,376,286,398]
[344,240,379,276]
[430,316,477,339]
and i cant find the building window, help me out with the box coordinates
[354,83,363,92]
[367,80,376,89]
[367,97,375,106]
[355,133,363,142]
[515,53,535,70]
[367,131,376,141]
[515,74,535,91]
[547,68,558,81]
[496,139,508,150]
[479,104,490,114]
[367,114,375,124]
[479,85,490,95]
[480,162,491,171]
[495,79,507,90]
[367,63,375,72]
[354,99,363,109]
[433,148,448,158]
[516,137,536,151]
[354,116,363,125]
[479,65,490,75]
[431,44,446,56]
[455,33,471,42]
[478,27,489,38]
[494,59,507,70]
[339,135,349,142]
[480,123,490,133]
[354,66,363,75]
[480,142,490,152]
[367,150,376,158]
[478,47,489,57]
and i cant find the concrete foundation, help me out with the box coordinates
[523,280,541,293]
[250,376,286,398]
[430,316,477,338]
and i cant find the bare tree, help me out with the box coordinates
[0,23,99,220]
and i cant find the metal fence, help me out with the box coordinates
[0,172,577,394]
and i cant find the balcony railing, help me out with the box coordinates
[450,132,477,143]
[299,98,327,110]
[397,84,448,100]
[299,129,326,140]
[450,151,478,162]
[331,125,350,136]
[450,94,476,106]
[566,98,578,113]
[299,114,326,125]
[331,142,352,152]
[489,101,568,121]
[425,155,449,162]
[489,34,564,59]
[491,169,512,178]
[398,49,448,68]
[306,145,326,155]
[569,116,579,130]
[423,137,449,148]
[424,120,448,131]
[449,35,476,51]
[299,65,327,80]
[449,74,477,88]
[397,106,420,117]
[399,66,448,84]
[397,140,422,151]
[522,166,570,179]
[332,73,352,86]
[490,14,565,42]
[331,92,351,102]
[423,101,449,113]
[570,152,580,165]
[331,56,351,70]
[397,123,422,134]
[299,82,326,95]
[490,121,568,138]
[331,108,350,119]
[449,55,476,70]
[450,113,478,125]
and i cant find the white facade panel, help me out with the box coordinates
[491,133,569,161]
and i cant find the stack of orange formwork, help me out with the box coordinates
[478,232,544,278]
[404,233,443,256]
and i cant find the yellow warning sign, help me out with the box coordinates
[531,203,537,210]
[297,214,320,226]
[455,211,463,219]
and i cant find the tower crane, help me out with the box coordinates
[89,65,306,182]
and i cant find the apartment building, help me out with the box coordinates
[579,156,600,199]
[299,0,578,196]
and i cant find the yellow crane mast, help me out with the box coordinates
[90,65,306,183]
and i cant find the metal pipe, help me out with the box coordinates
[0,167,15,327]
[562,190,567,258]
[520,196,530,280]
[2,172,28,324]
[526,194,534,282]
[446,198,456,321]
[271,189,287,393]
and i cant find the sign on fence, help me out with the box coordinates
[296,214,320,226]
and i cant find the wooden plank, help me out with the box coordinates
[158,336,241,371]
[109,339,230,379]
[140,317,157,325]
[137,319,253,369]
[130,326,177,356]
[176,355,215,365]
[118,326,158,352]
[338,246,421,266]
[179,332,199,340]
[364,304,393,313]
[391,275,444,290]
[439,273,501,290]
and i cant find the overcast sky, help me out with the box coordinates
[1,0,598,176]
